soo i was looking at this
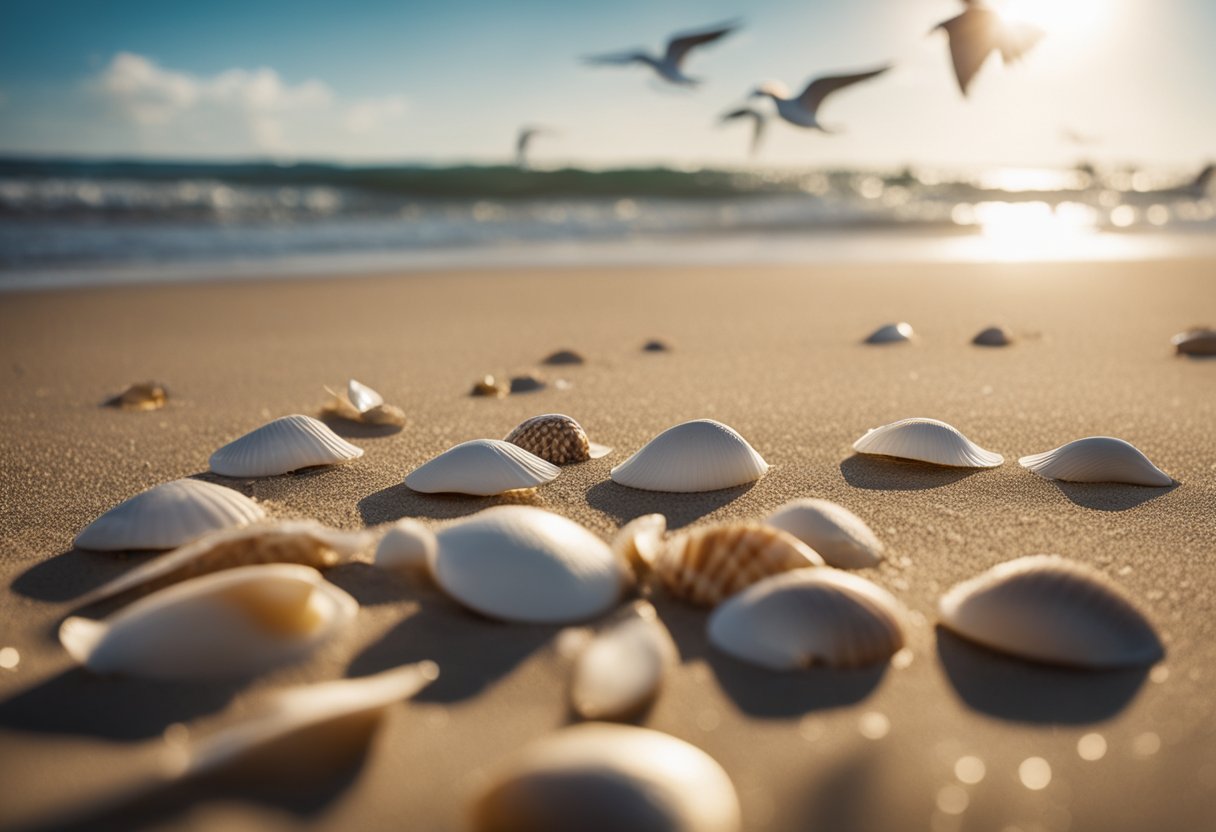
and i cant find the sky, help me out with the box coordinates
[0,0,1212,171]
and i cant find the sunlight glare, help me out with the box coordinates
[968,200,1099,261]
[1000,0,1107,35]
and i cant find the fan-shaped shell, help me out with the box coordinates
[938,555,1164,668]
[972,326,1013,347]
[210,415,363,478]
[1018,437,1173,486]
[1171,327,1216,356]
[74,479,266,552]
[864,322,914,344]
[610,419,768,493]
[472,723,741,832]
[708,569,907,670]
[852,417,1003,468]
[76,521,372,606]
[60,564,358,680]
[765,498,883,569]
[431,506,628,623]
[405,439,559,496]
[504,414,611,465]
[374,519,437,574]
[570,601,677,721]
[651,524,823,607]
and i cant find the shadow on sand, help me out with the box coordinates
[11,548,143,604]
[839,455,983,491]
[585,480,755,530]
[1050,480,1178,512]
[357,483,545,526]
[317,412,404,440]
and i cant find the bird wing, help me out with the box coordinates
[583,50,648,66]
[664,21,740,68]
[796,65,892,115]
[720,107,760,122]
[998,21,1045,64]
[936,9,999,95]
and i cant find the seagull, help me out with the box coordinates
[748,65,892,132]
[515,126,553,169]
[934,1,1044,96]
[720,108,767,156]
[584,20,740,86]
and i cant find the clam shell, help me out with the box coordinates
[708,569,907,670]
[610,513,667,580]
[74,479,266,552]
[60,564,358,680]
[652,524,823,607]
[610,419,768,493]
[1018,437,1173,486]
[504,413,611,465]
[852,417,1003,468]
[76,520,372,606]
[972,326,1013,347]
[938,555,1164,668]
[765,498,883,569]
[864,322,914,344]
[472,723,741,832]
[542,349,585,366]
[374,518,437,574]
[210,415,364,478]
[570,601,677,721]
[347,378,384,413]
[431,506,628,623]
[405,439,559,496]
[105,381,168,411]
[1171,327,1216,356]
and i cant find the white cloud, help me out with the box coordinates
[343,95,408,135]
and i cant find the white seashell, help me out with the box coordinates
[323,382,406,427]
[765,498,883,569]
[504,413,612,465]
[74,479,266,552]
[431,506,627,623]
[610,513,667,579]
[60,564,357,680]
[76,521,373,606]
[347,378,384,413]
[864,322,914,344]
[570,601,677,721]
[405,439,559,496]
[374,518,437,574]
[1018,437,1173,486]
[210,415,363,478]
[708,569,907,670]
[1171,327,1216,356]
[472,723,741,832]
[972,325,1013,347]
[938,555,1164,668]
[852,417,1003,468]
[610,419,768,493]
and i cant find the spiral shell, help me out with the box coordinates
[504,414,611,465]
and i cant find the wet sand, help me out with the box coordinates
[1,260,1214,831]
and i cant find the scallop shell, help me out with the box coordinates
[504,414,611,465]
[764,498,883,569]
[938,555,1164,668]
[431,506,628,623]
[405,439,559,496]
[570,601,677,721]
[610,419,768,493]
[864,322,914,344]
[1171,327,1216,356]
[972,326,1013,347]
[60,564,358,680]
[542,349,585,366]
[471,375,510,398]
[852,417,1003,468]
[708,569,907,670]
[74,479,266,552]
[210,415,364,478]
[105,381,169,411]
[472,723,741,832]
[651,524,823,607]
[1019,437,1172,486]
[610,513,667,580]
[76,520,372,606]
[374,518,437,574]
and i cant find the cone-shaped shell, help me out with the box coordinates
[374,519,437,575]
[60,564,357,680]
[852,417,1003,468]
[504,414,611,465]
[570,601,677,721]
[611,419,768,493]
[405,439,559,496]
[765,498,883,569]
[472,723,741,832]
[74,479,266,552]
[651,524,823,607]
[1171,327,1216,356]
[1018,437,1172,486]
[210,415,363,478]
[708,569,907,670]
[938,555,1164,669]
[76,521,372,606]
[972,326,1012,347]
[431,506,628,623]
[864,322,914,344]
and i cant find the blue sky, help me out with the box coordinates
[0,0,1212,170]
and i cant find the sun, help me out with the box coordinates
[999,0,1107,35]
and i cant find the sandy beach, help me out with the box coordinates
[1,259,1214,831]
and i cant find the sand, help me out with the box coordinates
[1,260,1214,831]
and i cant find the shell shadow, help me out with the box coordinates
[584,480,756,530]
[936,627,1148,724]
[1050,481,1179,512]
[317,412,403,439]
[357,482,545,525]
[323,562,421,607]
[839,455,984,491]
[11,547,146,604]
[793,747,884,832]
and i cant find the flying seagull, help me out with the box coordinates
[515,126,553,169]
[934,0,1044,96]
[584,20,741,86]
[749,65,892,132]
[720,108,767,156]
